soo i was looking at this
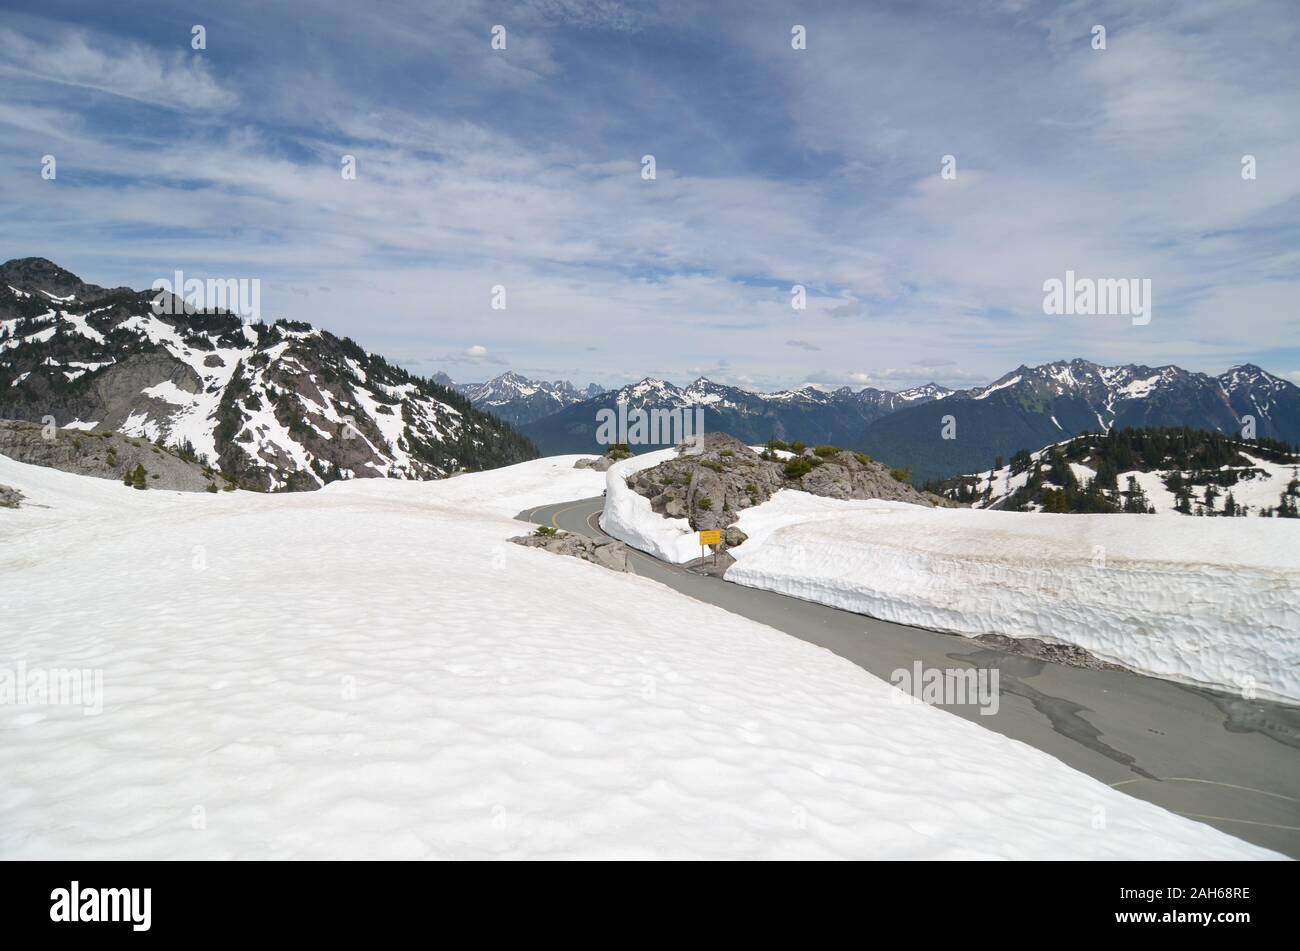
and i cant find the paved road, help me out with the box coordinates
[518,496,1300,857]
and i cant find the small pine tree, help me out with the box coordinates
[1122,475,1151,514]
[130,463,147,490]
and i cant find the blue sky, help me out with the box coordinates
[2,0,1297,391]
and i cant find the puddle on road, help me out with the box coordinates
[951,648,1156,779]
[1175,685,1300,751]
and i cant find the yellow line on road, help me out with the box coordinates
[548,500,588,530]
[1110,777,1299,802]
[1175,813,1300,832]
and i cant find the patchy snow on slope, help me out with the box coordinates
[0,453,1276,859]
[972,374,1021,399]
[58,310,106,344]
[954,442,1298,517]
[726,491,1300,703]
[598,449,702,563]
[1215,453,1299,513]
[142,380,201,406]
[1125,468,1177,512]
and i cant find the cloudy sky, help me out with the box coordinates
[2,0,1297,391]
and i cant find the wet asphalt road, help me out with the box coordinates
[518,495,1300,858]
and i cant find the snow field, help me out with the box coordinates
[0,454,1279,858]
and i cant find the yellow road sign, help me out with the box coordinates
[698,530,721,545]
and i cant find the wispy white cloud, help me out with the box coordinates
[0,26,236,111]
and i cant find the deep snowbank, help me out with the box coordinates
[0,454,1279,858]
[726,491,1300,703]
[598,448,704,563]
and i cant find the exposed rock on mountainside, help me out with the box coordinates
[0,482,22,508]
[625,433,948,540]
[0,420,222,492]
[510,529,630,572]
[0,257,538,491]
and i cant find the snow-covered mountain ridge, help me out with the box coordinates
[0,258,537,490]
[859,358,1300,484]
[455,371,603,426]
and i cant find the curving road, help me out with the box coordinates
[518,495,1300,857]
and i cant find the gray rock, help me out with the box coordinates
[0,420,224,493]
[624,432,939,539]
[723,526,748,547]
[0,483,23,509]
[573,449,626,472]
[573,456,615,471]
[974,633,1126,672]
[588,537,629,572]
[509,530,630,572]
[88,352,205,434]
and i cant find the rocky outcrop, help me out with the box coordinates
[0,483,22,508]
[574,446,633,472]
[90,352,206,432]
[626,433,950,535]
[0,420,224,492]
[510,530,630,572]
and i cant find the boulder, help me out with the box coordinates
[510,530,630,572]
[573,454,619,472]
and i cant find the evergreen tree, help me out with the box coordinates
[1122,475,1151,514]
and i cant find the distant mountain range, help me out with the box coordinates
[857,359,1300,483]
[513,375,953,455]
[6,258,1294,491]
[0,258,537,490]
[453,371,604,426]
[456,361,1298,484]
